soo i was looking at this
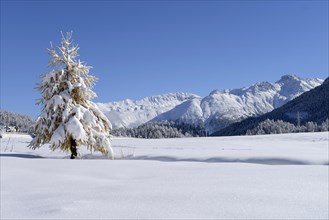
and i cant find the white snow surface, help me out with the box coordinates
[98,75,323,133]
[1,132,328,219]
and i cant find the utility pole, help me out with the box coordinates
[297,111,301,130]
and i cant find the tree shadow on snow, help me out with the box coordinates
[131,156,329,166]
[0,153,44,159]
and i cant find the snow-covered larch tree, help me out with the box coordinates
[29,32,113,159]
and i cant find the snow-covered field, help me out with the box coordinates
[1,132,328,219]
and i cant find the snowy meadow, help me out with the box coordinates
[1,132,328,219]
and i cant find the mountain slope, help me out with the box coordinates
[97,93,199,128]
[212,77,329,136]
[151,98,203,125]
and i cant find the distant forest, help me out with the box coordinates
[113,119,328,139]
[246,119,328,135]
[0,110,35,132]
[112,122,207,138]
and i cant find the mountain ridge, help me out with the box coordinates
[97,75,323,133]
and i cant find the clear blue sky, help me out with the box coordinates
[1,0,328,119]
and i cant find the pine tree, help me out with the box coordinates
[29,32,113,159]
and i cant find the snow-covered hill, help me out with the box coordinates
[98,75,323,133]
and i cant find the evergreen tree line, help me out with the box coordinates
[112,122,207,139]
[0,110,35,132]
[246,119,329,135]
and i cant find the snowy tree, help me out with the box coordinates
[306,121,316,132]
[29,32,113,159]
[320,119,329,131]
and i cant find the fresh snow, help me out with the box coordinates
[66,116,86,141]
[1,132,328,219]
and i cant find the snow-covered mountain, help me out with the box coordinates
[97,93,199,129]
[212,77,329,136]
[98,75,323,133]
